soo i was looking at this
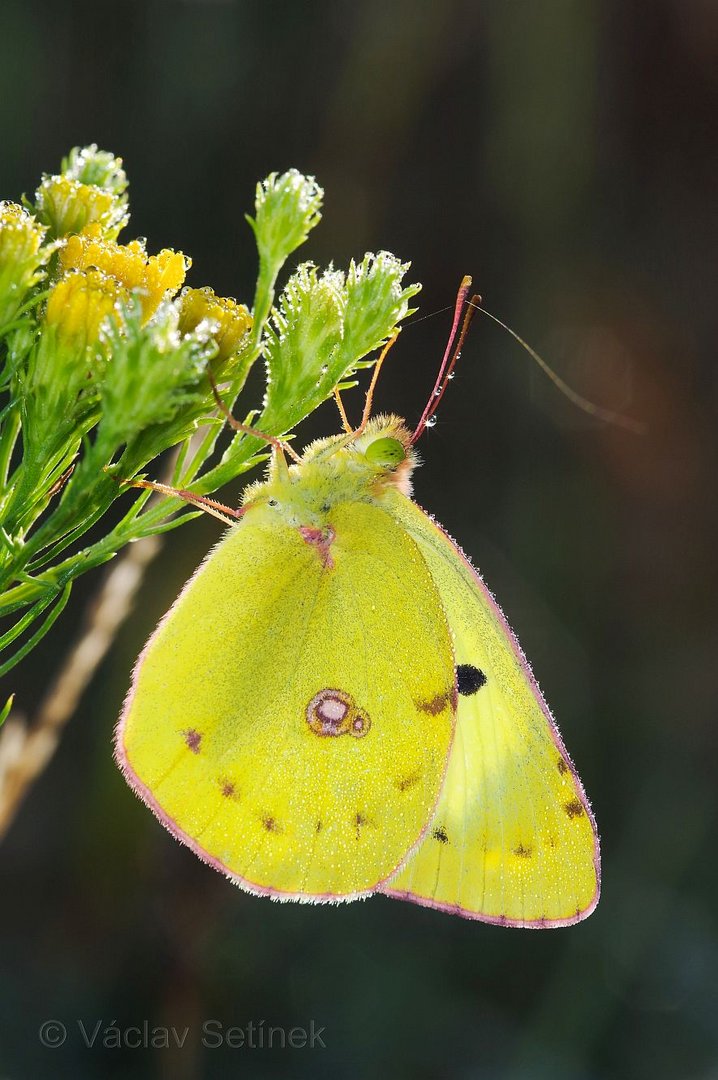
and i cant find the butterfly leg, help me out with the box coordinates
[333,388,353,434]
[332,331,400,448]
[355,331,399,435]
[208,372,302,463]
[115,475,245,526]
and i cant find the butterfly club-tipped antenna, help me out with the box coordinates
[465,300,646,435]
[410,275,481,445]
[411,277,644,440]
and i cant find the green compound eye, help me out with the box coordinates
[364,437,406,468]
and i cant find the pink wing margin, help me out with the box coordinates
[379,503,601,928]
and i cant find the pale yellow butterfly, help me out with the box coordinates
[116,278,600,926]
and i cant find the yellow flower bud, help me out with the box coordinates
[45,268,127,348]
[35,175,127,238]
[0,202,51,326]
[0,202,46,268]
[60,225,190,320]
[178,287,252,366]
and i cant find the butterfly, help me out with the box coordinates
[116,278,600,927]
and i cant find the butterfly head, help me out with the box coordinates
[241,415,417,525]
[301,414,417,494]
[345,415,415,475]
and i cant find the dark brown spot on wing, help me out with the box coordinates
[219,779,237,799]
[432,826,449,844]
[564,798,584,819]
[396,771,421,792]
[262,815,281,833]
[183,728,202,753]
[416,688,454,716]
[513,843,533,858]
[557,757,569,775]
[354,812,373,840]
[315,820,322,833]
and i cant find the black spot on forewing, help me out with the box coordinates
[456,664,487,695]
[432,826,449,844]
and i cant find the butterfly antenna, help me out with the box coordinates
[411,276,478,444]
[468,301,646,434]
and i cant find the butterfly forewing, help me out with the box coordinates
[116,500,456,901]
[380,496,600,926]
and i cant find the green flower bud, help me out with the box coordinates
[60,144,128,197]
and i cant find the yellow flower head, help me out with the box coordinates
[35,175,128,239]
[45,268,127,348]
[0,202,47,269]
[178,287,252,366]
[0,202,52,326]
[61,225,190,320]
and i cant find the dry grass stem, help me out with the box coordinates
[0,533,162,839]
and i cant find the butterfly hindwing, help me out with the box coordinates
[116,499,456,901]
[380,496,600,926]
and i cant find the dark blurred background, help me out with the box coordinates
[1,1,717,1077]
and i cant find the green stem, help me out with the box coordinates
[250,254,282,351]
[0,407,20,489]
[0,582,72,678]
